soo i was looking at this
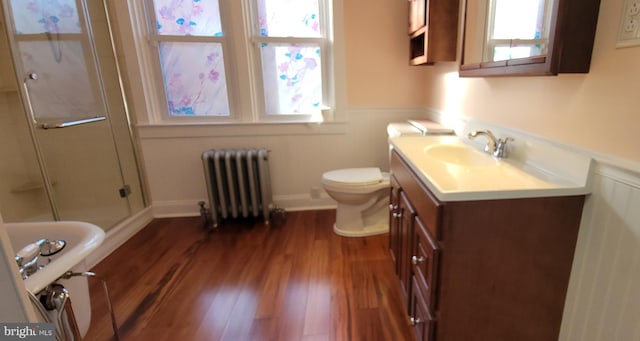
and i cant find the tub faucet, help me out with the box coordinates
[467,130,514,158]
[15,239,67,279]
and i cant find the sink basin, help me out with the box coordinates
[4,221,105,294]
[3,221,104,337]
[424,144,498,167]
[389,135,593,201]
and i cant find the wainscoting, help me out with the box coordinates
[560,161,640,341]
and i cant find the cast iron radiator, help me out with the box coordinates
[200,148,273,229]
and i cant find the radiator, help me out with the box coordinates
[201,148,273,229]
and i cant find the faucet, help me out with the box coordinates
[467,130,514,158]
[15,240,44,279]
[14,239,67,279]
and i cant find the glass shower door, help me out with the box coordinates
[4,0,131,228]
[0,12,53,222]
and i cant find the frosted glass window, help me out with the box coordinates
[152,0,223,36]
[10,0,81,34]
[257,0,321,38]
[254,0,326,116]
[159,42,230,116]
[260,44,322,115]
[145,0,332,120]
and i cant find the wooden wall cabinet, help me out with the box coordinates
[460,0,601,76]
[389,150,586,340]
[408,0,459,65]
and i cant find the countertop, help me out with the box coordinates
[389,135,593,202]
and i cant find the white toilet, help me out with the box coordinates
[321,120,453,237]
[322,167,391,237]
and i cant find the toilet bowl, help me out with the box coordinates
[321,167,390,237]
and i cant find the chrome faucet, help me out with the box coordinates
[467,130,514,158]
[14,239,66,279]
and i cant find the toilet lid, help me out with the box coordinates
[322,168,384,186]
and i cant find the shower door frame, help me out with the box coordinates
[0,0,146,227]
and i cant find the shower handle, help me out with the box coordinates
[22,73,39,125]
[21,72,106,129]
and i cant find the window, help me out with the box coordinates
[485,0,550,62]
[146,0,333,122]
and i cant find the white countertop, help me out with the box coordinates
[389,135,593,202]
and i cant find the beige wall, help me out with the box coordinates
[423,0,639,163]
[344,0,430,107]
[343,0,639,162]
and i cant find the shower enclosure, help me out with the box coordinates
[0,0,145,230]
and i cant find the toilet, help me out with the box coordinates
[321,120,453,237]
[322,167,391,237]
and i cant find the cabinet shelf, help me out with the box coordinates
[409,27,429,66]
[407,0,459,65]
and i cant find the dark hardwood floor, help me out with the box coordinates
[84,210,414,341]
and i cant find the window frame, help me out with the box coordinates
[143,0,334,124]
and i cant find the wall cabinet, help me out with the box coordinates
[459,0,601,76]
[407,0,459,65]
[389,149,586,340]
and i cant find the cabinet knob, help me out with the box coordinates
[411,256,425,265]
[410,317,423,326]
[388,204,398,211]
[393,212,402,219]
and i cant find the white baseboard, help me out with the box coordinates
[274,193,336,211]
[152,194,337,218]
[85,207,154,268]
[152,200,202,218]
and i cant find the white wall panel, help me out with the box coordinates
[560,162,640,341]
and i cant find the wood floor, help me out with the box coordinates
[84,210,415,341]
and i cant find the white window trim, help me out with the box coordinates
[124,0,344,129]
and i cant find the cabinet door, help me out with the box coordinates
[389,176,402,274]
[410,277,436,341]
[408,0,426,33]
[399,191,416,305]
[412,217,440,312]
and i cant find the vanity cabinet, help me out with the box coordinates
[407,0,459,65]
[389,149,586,341]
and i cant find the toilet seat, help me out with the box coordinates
[322,167,385,187]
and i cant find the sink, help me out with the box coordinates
[4,221,105,294]
[3,221,105,337]
[424,144,499,167]
[389,135,593,201]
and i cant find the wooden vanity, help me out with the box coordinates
[389,149,586,341]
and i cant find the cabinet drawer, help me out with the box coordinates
[412,217,440,312]
[411,277,436,341]
[390,150,441,239]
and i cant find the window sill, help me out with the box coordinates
[136,121,348,139]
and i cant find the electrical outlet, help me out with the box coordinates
[625,17,638,32]
[628,1,640,16]
[617,0,640,48]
